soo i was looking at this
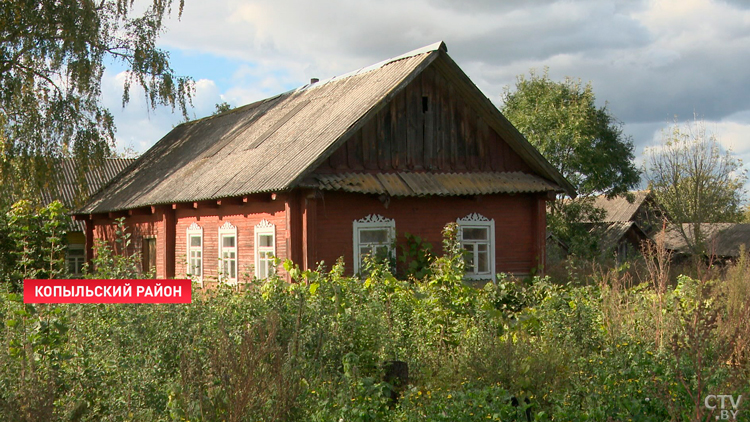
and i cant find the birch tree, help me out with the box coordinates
[0,0,193,203]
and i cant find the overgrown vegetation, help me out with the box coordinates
[2,213,750,421]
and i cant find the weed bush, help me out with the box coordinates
[2,218,750,420]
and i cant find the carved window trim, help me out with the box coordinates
[186,222,204,285]
[218,221,238,284]
[254,219,276,279]
[457,213,496,281]
[352,214,396,274]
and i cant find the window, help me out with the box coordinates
[67,244,85,276]
[457,213,495,280]
[352,214,395,273]
[142,237,156,275]
[186,223,203,283]
[219,221,238,284]
[254,219,276,279]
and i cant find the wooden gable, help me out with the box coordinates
[314,64,531,175]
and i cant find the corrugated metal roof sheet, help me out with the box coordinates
[304,172,560,196]
[77,41,573,214]
[78,47,440,214]
[40,158,136,230]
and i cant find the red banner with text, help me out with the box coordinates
[23,279,192,303]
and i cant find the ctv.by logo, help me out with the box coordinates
[705,394,742,420]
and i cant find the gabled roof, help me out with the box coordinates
[78,42,574,214]
[591,190,652,223]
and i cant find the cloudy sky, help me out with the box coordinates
[105,0,750,183]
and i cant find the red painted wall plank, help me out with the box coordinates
[312,191,544,276]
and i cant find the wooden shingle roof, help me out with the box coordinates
[661,223,750,257]
[78,42,573,214]
[591,190,652,223]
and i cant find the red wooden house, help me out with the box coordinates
[75,42,575,284]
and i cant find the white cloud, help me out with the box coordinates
[101,71,224,154]
[109,0,750,159]
[632,115,750,193]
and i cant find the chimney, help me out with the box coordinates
[310,78,319,84]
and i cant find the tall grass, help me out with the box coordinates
[2,223,750,421]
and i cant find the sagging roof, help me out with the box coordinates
[302,172,560,197]
[591,190,652,223]
[661,223,750,257]
[78,42,574,214]
[592,221,647,252]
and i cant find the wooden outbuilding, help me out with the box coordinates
[75,42,575,284]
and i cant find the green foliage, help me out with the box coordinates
[0,0,193,203]
[1,223,750,420]
[395,383,518,421]
[85,217,150,279]
[1,200,68,287]
[546,196,607,258]
[399,233,434,280]
[502,68,640,257]
[213,101,232,115]
[501,68,640,198]
[644,117,747,254]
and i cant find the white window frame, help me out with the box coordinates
[67,244,85,276]
[457,213,496,281]
[352,214,396,274]
[254,219,276,279]
[186,222,203,285]
[218,221,238,284]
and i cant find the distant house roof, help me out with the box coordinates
[593,221,648,252]
[78,41,574,215]
[661,223,750,257]
[591,190,652,223]
[42,158,136,230]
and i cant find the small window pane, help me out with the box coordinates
[190,236,201,247]
[223,235,235,248]
[462,227,488,241]
[463,244,475,272]
[477,250,489,273]
[259,234,273,247]
[68,248,85,256]
[360,229,389,244]
[373,245,390,259]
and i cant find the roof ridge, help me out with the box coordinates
[169,42,447,128]
[297,41,446,92]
